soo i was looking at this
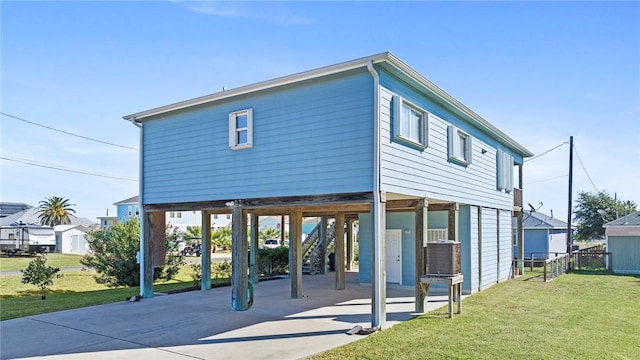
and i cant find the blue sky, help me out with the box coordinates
[1,1,638,222]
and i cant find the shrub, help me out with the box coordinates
[20,254,63,299]
[81,218,184,287]
[258,247,289,276]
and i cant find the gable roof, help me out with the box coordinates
[54,224,91,233]
[604,211,640,227]
[123,52,533,158]
[0,207,97,227]
[114,196,139,205]
[522,210,568,229]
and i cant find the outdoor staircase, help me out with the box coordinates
[302,220,335,274]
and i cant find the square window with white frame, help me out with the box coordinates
[447,126,473,165]
[229,109,253,150]
[392,95,428,149]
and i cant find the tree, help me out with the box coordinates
[37,196,76,226]
[185,226,202,241]
[81,218,184,287]
[21,254,63,299]
[574,191,637,241]
[211,227,232,251]
[259,228,281,241]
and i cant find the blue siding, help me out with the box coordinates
[359,213,372,284]
[523,229,549,259]
[143,70,374,204]
[378,66,524,165]
[358,212,416,286]
[378,86,513,210]
[480,208,498,289]
[459,205,476,293]
[428,211,448,229]
[499,210,512,281]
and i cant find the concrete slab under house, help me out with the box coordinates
[123,52,533,330]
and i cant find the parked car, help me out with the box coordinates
[262,239,281,249]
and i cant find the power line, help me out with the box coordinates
[524,174,569,185]
[1,112,138,151]
[1,155,136,182]
[524,141,568,162]
[573,145,600,193]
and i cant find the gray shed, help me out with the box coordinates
[604,211,640,274]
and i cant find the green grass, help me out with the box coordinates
[0,253,84,271]
[311,271,640,360]
[0,266,210,320]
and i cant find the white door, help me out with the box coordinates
[385,229,402,284]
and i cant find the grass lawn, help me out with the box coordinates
[0,253,84,271]
[311,271,640,360]
[0,266,219,320]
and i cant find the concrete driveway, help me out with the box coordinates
[0,271,456,360]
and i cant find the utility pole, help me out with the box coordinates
[566,136,574,262]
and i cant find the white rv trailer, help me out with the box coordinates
[0,225,56,255]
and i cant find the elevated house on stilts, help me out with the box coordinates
[123,52,533,329]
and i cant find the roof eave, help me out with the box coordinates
[123,52,533,157]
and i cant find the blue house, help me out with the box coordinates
[514,210,568,260]
[123,52,532,329]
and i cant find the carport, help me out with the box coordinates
[0,271,461,360]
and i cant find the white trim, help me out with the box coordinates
[229,108,253,150]
[447,125,472,166]
[392,95,428,149]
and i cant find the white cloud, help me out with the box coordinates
[172,1,315,26]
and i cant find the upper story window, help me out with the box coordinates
[229,109,253,150]
[135,206,140,216]
[447,126,473,166]
[128,206,133,216]
[169,212,175,218]
[176,212,182,219]
[392,96,428,149]
[497,150,514,193]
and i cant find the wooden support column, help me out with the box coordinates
[290,208,303,298]
[231,202,249,311]
[346,218,354,270]
[249,213,259,284]
[201,211,211,291]
[448,203,459,241]
[335,212,346,290]
[371,197,386,329]
[280,215,286,244]
[415,199,428,313]
[149,212,166,267]
[517,211,524,274]
[140,212,154,298]
[319,217,328,274]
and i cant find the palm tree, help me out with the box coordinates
[37,196,76,226]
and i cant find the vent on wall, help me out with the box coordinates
[426,241,461,276]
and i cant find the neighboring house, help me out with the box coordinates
[54,224,92,254]
[111,195,232,231]
[604,211,640,274]
[0,202,32,218]
[0,206,96,229]
[513,210,568,260]
[96,215,117,229]
[123,52,533,329]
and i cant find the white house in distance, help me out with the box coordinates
[123,52,533,329]
[100,196,232,231]
[54,224,92,254]
[604,211,640,274]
